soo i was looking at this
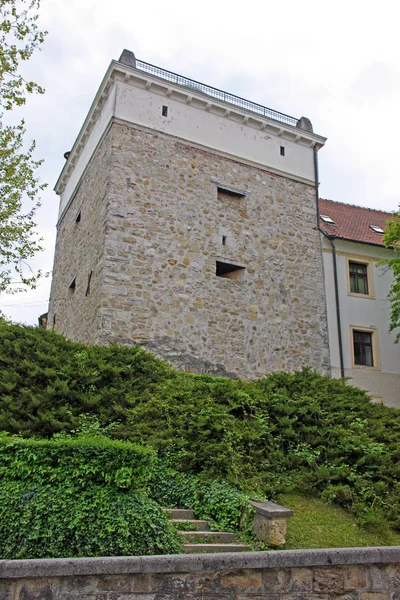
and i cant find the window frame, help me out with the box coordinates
[345,254,375,299]
[350,325,380,371]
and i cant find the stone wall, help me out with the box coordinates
[47,128,112,344]
[100,121,329,378]
[1,547,399,599]
[49,120,330,378]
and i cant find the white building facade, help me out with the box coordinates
[320,200,400,408]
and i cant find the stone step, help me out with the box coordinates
[183,543,251,554]
[170,519,210,531]
[178,531,236,543]
[164,509,194,520]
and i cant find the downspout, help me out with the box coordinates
[313,146,345,378]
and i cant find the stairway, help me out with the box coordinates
[164,508,251,553]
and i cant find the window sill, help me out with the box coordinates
[347,292,376,300]
[351,364,381,372]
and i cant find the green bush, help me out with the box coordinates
[0,481,181,559]
[150,460,255,535]
[0,320,399,531]
[0,434,156,491]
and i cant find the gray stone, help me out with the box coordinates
[118,49,136,68]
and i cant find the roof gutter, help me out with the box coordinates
[313,147,345,378]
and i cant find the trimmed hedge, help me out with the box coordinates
[0,481,181,559]
[0,434,156,491]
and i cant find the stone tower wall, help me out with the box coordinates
[92,121,330,378]
[47,131,112,344]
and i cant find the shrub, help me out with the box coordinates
[0,481,181,559]
[0,321,399,531]
[0,434,156,492]
[150,461,255,535]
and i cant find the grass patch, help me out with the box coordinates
[277,494,400,549]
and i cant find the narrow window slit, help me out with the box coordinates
[68,278,76,296]
[222,236,227,246]
[162,105,168,117]
[280,146,285,156]
[85,271,93,296]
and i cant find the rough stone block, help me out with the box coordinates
[220,568,263,590]
[344,566,370,590]
[280,594,329,600]
[194,572,220,593]
[58,575,98,595]
[263,568,313,593]
[370,566,400,591]
[253,515,287,547]
[15,579,55,600]
[151,573,195,594]
[360,593,389,600]
[0,580,13,600]
[313,567,344,593]
[97,575,133,592]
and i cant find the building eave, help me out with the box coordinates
[55,59,326,197]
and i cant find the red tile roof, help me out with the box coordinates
[319,199,397,247]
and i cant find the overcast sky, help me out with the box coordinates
[1,0,400,324]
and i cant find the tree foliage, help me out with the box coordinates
[0,0,46,293]
[1,320,399,531]
[381,209,400,342]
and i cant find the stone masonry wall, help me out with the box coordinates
[1,548,399,599]
[47,130,112,344]
[98,122,330,378]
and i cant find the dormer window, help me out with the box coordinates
[369,225,384,234]
[320,215,335,224]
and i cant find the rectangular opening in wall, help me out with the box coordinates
[222,235,227,246]
[349,261,369,295]
[68,277,76,296]
[75,210,81,223]
[280,146,285,156]
[353,330,373,366]
[85,271,93,296]
[217,186,245,201]
[216,260,245,280]
[162,105,168,117]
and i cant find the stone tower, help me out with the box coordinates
[48,50,330,378]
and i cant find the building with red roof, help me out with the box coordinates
[320,199,399,407]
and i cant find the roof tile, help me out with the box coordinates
[319,199,396,247]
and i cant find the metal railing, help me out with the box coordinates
[135,60,298,128]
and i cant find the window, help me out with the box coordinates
[216,185,246,209]
[162,105,168,117]
[216,261,245,280]
[280,146,285,156]
[353,330,373,366]
[68,277,76,296]
[345,255,375,299]
[350,326,380,370]
[369,225,384,234]
[217,186,246,201]
[349,262,368,294]
[320,215,335,224]
[75,210,81,223]
[222,235,227,246]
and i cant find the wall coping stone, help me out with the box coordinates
[1,547,400,579]
[249,499,294,518]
